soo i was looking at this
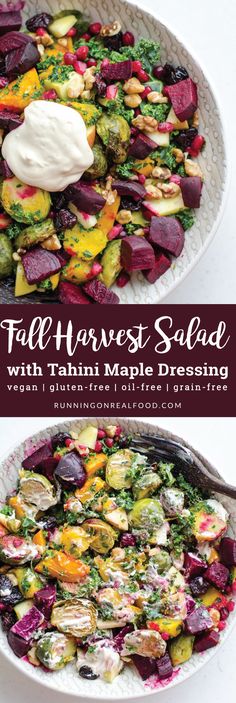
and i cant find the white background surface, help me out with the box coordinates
[0,415,235,703]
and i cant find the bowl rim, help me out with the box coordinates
[0,416,235,700]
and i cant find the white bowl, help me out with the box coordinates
[1,0,229,304]
[0,417,235,699]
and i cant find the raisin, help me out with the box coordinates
[26,13,52,32]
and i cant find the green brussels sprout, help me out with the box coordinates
[1,177,51,224]
[99,240,122,288]
[133,472,162,500]
[13,566,43,598]
[106,449,134,490]
[129,498,165,530]
[51,598,97,637]
[15,219,55,250]
[151,549,172,573]
[0,233,13,279]
[169,634,194,666]
[85,142,108,180]
[97,114,130,164]
[19,470,58,511]
[82,518,117,554]
[36,632,76,670]
[0,534,39,565]
[160,488,185,517]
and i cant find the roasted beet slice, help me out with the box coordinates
[54,451,86,489]
[54,249,70,267]
[0,110,23,131]
[64,182,105,215]
[5,42,40,79]
[149,216,185,257]
[184,552,207,580]
[113,625,134,653]
[164,78,198,121]
[131,654,157,680]
[83,279,120,304]
[38,457,59,482]
[7,630,31,658]
[51,432,72,452]
[11,606,44,642]
[121,235,155,271]
[112,180,146,200]
[0,31,34,55]
[34,584,56,620]
[22,442,52,471]
[194,630,220,653]
[22,247,62,285]
[128,133,157,159]
[0,12,22,36]
[144,251,171,283]
[185,606,213,635]
[180,176,203,208]
[101,60,132,82]
[204,561,229,591]
[0,159,13,178]
[156,652,173,680]
[59,281,92,305]
[189,576,209,597]
[219,537,236,567]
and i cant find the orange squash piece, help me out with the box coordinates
[133,158,154,176]
[33,530,47,548]
[85,453,108,477]
[0,69,41,112]
[35,550,90,582]
[97,195,121,236]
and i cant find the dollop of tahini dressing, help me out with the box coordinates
[2,100,94,192]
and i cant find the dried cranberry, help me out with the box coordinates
[94,72,107,96]
[120,533,136,547]
[164,63,189,85]
[153,65,166,81]
[175,127,198,150]
[103,31,123,51]
[189,576,209,597]
[79,666,99,680]
[1,608,17,632]
[174,66,189,82]
[121,196,142,211]
[26,13,52,32]
[54,209,77,231]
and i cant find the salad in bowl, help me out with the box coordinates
[0,421,235,691]
[0,3,206,304]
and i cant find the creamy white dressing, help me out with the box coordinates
[2,101,94,192]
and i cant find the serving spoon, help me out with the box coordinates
[130,433,236,499]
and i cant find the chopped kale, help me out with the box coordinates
[140,102,170,122]
[176,209,195,231]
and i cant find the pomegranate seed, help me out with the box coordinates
[0,77,8,88]
[120,533,136,547]
[132,60,142,73]
[89,22,102,35]
[36,27,45,36]
[137,69,149,82]
[123,31,135,46]
[76,45,89,60]
[138,174,146,184]
[161,632,170,641]
[115,425,122,436]
[106,84,118,100]
[74,60,87,75]
[64,52,76,66]
[148,622,160,632]
[218,621,226,631]
[65,438,73,447]
[108,224,123,241]
[225,585,233,594]
[158,121,175,133]
[88,261,103,278]
[101,58,110,68]
[87,58,97,68]
[227,600,235,612]
[220,607,229,621]
[153,65,166,80]
[105,438,114,448]
[95,440,103,453]
[191,134,205,153]
[67,27,77,37]
[170,174,181,185]
[54,453,61,461]
[116,271,130,288]
[140,86,152,100]
[81,33,91,41]
[42,90,58,100]
[97,428,106,439]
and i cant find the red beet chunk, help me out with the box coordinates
[189,576,209,597]
[185,606,213,635]
[83,279,120,304]
[205,561,229,591]
[0,12,22,36]
[131,654,157,680]
[149,216,185,257]
[144,251,171,283]
[22,247,62,284]
[0,31,34,55]
[11,606,44,642]
[101,60,132,82]
[0,159,13,178]
[112,180,146,200]
[219,538,236,567]
[54,451,86,489]
[22,442,52,471]
[5,42,40,79]
[156,653,173,680]
[7,630,31,658]
[0,110,23,131]
[184,552,207,580]
[180,176,203,208]
[54,249,70,267]
[65,182,105,215]
[164,78,198,121]
[128,133,157,159]
[59,281,92,305]
[113,625,134,653]
[194,629,220,653]
[38,456,59,482]
[121,235,155,271]
[34,584,56,620]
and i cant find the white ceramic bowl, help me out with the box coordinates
[0,418,235,699]
[1,0,229,304]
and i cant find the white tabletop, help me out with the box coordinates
[0,416,235,702]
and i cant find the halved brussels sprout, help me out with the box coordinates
[13,567,43,598]
[0,509,21,533]
[99,240,122,289]
[169,634,194,666]
[0,233,13,279]
[106,449,134,490]
[129,499,165,530]
[121,629,166,659]
[160,488,185,517]
[60,526,91,558]
[85,142,108,180]
[151,549,172,573]
[82,519,117,554]
[77,640,123,682]
[97,114,130,164]
[94,555,129,584]
[0,535,39,565]
[1,177,51,224]
[51,598,97,637]
[19,470,58,511]
[133,472,162,500]
[36,631,76,670]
